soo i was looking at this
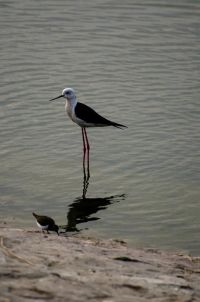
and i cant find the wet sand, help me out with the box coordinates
[0,226,199,302]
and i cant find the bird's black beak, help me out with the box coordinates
[49,95,63,102]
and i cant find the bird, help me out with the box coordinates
[49,87,127,156]
[32,212,59,235]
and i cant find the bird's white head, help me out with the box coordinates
[49,87,76,102]
[62,88,76,100]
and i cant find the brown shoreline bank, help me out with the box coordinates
[0,226,199,302]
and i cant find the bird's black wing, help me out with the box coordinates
[75,102,112,125]
[75,102,127,128]
[38,215,55,227]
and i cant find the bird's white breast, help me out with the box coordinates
[65,99,81,125]
[66,102,74,120]
[36,221,48,230]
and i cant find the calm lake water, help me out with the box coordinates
[1,0,200,254]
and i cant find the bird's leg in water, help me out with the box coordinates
[81,128,90,199]
[83,128,90,177]
[81,128,87,176]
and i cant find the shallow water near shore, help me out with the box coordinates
[0,0,200,254]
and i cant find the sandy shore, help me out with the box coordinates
[0,226,199,302]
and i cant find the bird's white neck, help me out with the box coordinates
[65,97,77,111]
[65,97,77,120]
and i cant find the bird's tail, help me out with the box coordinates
[111,122,127,129]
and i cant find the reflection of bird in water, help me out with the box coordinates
[49,88,127,184]
[64,194,125,232]
[32,212,59,235]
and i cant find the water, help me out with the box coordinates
[0,0,200,255]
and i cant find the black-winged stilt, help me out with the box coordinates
[49,87,127,157]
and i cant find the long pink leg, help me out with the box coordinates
[83,128,90,150]
[81,128,90,198]
[81,128,86,173]
[83,128,90,177]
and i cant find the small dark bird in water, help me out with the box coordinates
[32,212,59,235]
